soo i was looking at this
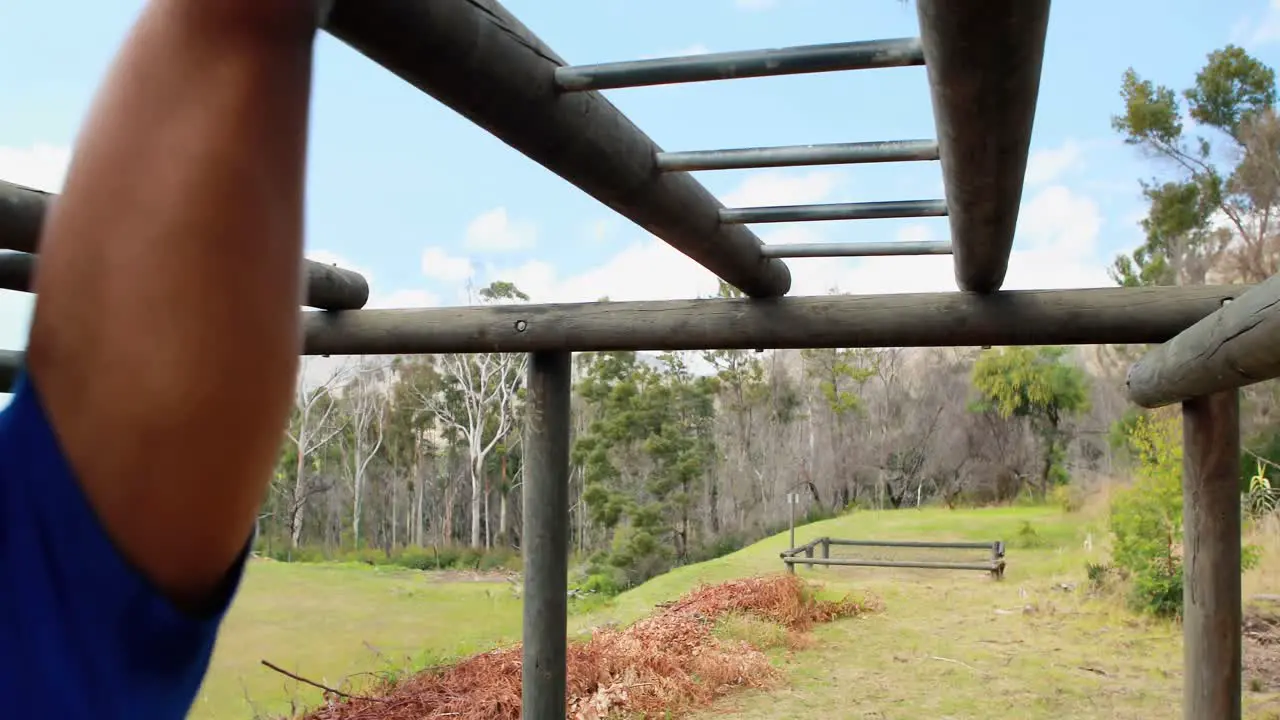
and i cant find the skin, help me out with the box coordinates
[25,0,321,610]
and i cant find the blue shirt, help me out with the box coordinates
[0,374,245,718]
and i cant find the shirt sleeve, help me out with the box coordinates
[0,372,248,717]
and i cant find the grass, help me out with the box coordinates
[195,503,1280,719]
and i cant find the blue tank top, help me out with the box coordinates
[0,373,244,718]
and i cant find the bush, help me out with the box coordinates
[1050,484,1085,513]
[1108,408,1185,617]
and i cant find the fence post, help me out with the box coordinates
[804,544,814,570]
[1181,390,1242,720]
[522,351,572,720]
[821,537,830,569]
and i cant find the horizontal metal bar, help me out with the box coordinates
[325,0,790,298]
[1126,276,1280,408]
[918,0,1050,293]
[761,240,952,259]
[0,286,1250,361]
[655,140,940,172]
[782,557,999,571]
[0,180,371,311]
[824,538,998,550]
[0,349,19,394]
[554,37,924,91]
[721,199,948,224]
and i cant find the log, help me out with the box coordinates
[916,0,1051,294]
[299,284,1249,356]
[1181,391,1242,720]
[521,351,572,720]
[1126,275,1280,408]
[0,249,369,313]
[0,180,370,311]
[323,0,790,298]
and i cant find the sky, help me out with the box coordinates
[3,0,1280,384]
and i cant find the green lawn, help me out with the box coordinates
[193,505,1280,719]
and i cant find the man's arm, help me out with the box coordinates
[25,0,319,609]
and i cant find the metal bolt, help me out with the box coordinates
[514,319,528,332]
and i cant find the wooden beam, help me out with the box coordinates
[323,0,791,298]
[299,285,1248,355]
[917,0,1050,294]
[0,180,371,311]
[1126,275,1280,408]
[0,249,370,313]
[1181,391,1242,720]
[521,350,572,720]
[0,286,1250,376]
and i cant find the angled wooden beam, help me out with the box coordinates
[1126,275,1280,408]
[917,0,1051,294]
[323,0,791,298]
[0,180,370,311]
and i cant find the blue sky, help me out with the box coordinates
[3,0,1280,364]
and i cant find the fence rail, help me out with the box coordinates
[781,537,1006,579]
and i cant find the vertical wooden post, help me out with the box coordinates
[821,538,830,569]
[522,351,572,720]
[1182,390,1242,720]
[804,544,814,570]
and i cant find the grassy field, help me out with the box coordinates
[193,503,1280,719]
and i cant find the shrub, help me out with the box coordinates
[1108,408,1185,617]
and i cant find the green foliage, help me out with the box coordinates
[1049,484,1085,513]
[1009,520,1049,549]
[572,350,718,587]
[255,544,521,573]
[970,347,1090,497]
[1110,45,1278,288]
[1108,409,1185,617]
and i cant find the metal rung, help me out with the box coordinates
[761,240,952,258]
[554,37,923,91]
[656,139,939,172]
[721,199,947,224]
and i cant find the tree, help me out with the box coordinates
[421,281,528,548]
[284,359,349,547]
[343,361,389,548]
[1112,45,1280,286]
[970,347,1090,498]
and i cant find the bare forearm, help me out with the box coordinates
[27,0,318,605]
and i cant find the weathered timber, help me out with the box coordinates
[1181,391,1242,720]
[917,0,1050,293]
[521,351,572,720]
[299,285,1249,355]
[323,0,790,298]
[0,180,371,311]
[824,538,996,550]
[780,557,999,572]
[1126,275,1280,408]
[0,349,20,393]
[0,249,370,312]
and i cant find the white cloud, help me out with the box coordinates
[463,207,537,253]
[1234,0,1280,46]
[0,143,71,192]
[481,183,1110,306]
[421,246,475,283]
[1024,139,1083,186]
[720,169,843,208]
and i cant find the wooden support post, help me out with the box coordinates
[803,544,815,570]
[1181,390,1242,720]
[522,351,572,720]
[821,537,830,567]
